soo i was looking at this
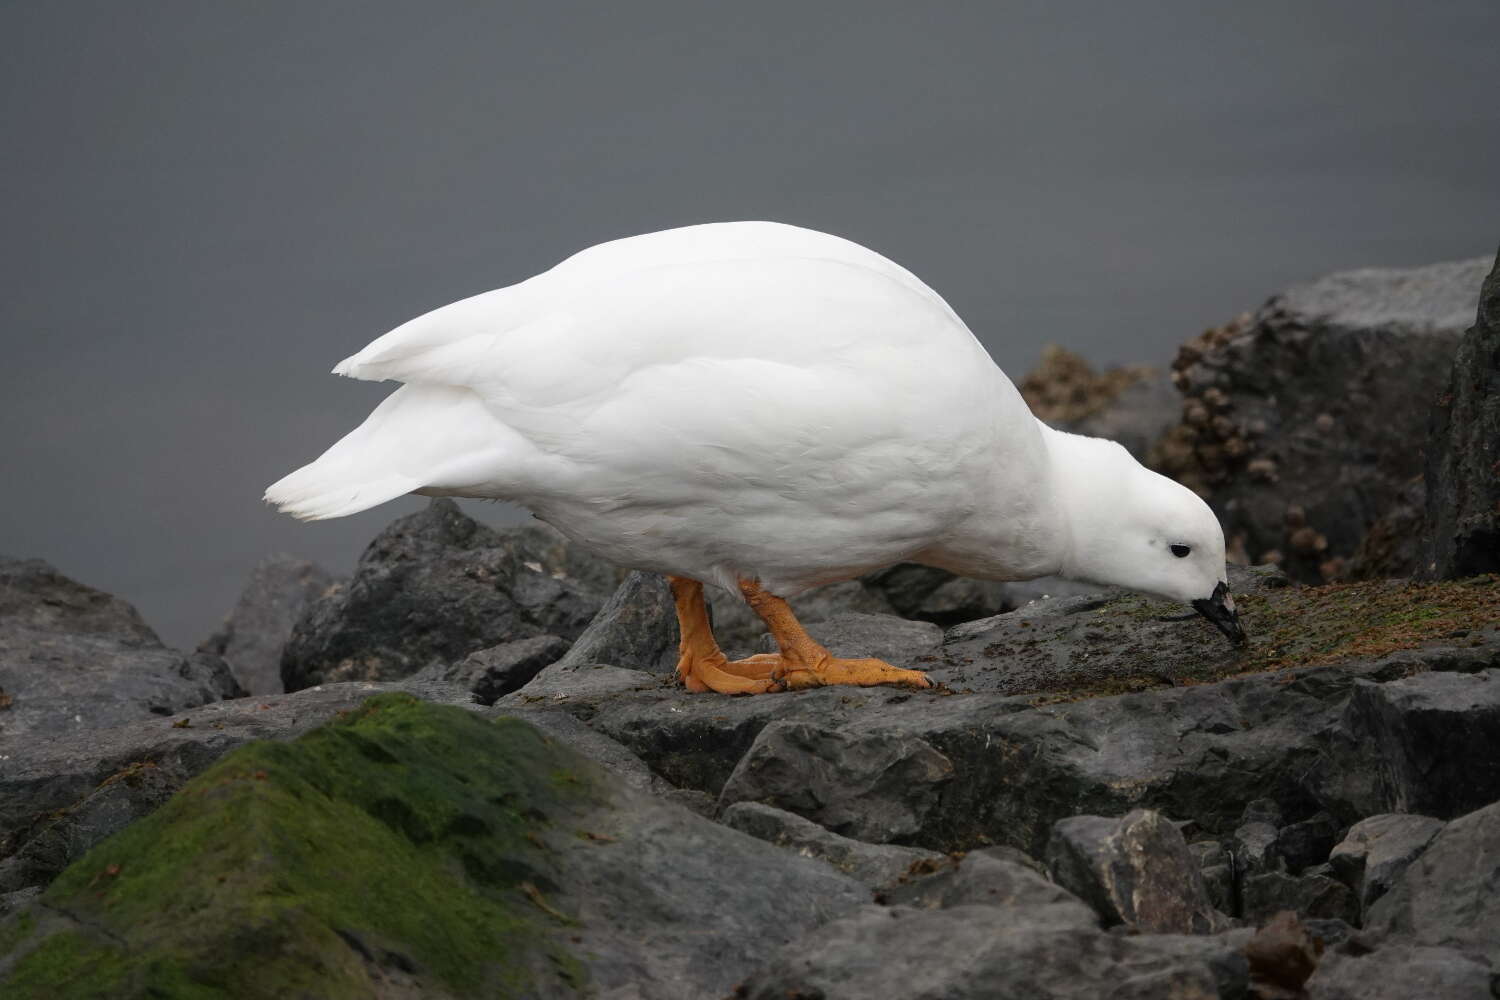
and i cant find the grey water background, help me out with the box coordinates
[3,2,1497,647]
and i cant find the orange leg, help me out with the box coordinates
[669,576,778,695]
[667,575,931,695]
[738,578,932,691]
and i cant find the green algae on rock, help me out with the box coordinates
[0,693,594,999]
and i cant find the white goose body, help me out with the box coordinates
[268,221,1236,630]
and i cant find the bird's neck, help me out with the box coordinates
[1038,423,1144,588]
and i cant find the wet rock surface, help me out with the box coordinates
[0,557,244,745]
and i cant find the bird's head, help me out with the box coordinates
[1058,439,1246,646]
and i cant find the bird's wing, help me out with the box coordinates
[331,221,965,385]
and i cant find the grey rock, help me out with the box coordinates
[718,720,954,843]
[1046,809,1224,934]
[1240,797,1284,827]
[412,634,570,705]
[1276,811,1341,872]
[911,574,1022,626]
[863,561,1101,632]
[1189,841,1235,915]
[0,886,39,918]
[555,788,871,999]
[554,570,679,674]
[1187,839,1228,869]
[708,578,898,656]
[1200,864,1235,917]
[1163,256,1487,581]
[1344,475,1427,582]
[1233,820,1283,878]
[720,800,945,889]
[756,611,943,668]
[1364,798,1500,964]
[0,557,244,745]
[1302,917,1358,949]
[507,660,662,702]
[496,707,671,798]
[737,904,1254,1000]
[2,702,868,1000]
[1336,669,1500,818]
[1423,248,1500,579]
[1241,870,1359,926]
[560,620,1498,860]
[280,499,610,690]
[482,559,1500,868]
[861,562,962,618]
[1327,813,1446,914]
[882,846,1096,928]
[935,563,1288,696]
[1307,944,1495,1000]
[198,553,335,694]
[0,756,182,894]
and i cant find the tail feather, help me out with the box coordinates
[265,383,517,521]
[264,467,421,521]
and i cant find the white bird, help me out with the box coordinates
[266,222,1243,694]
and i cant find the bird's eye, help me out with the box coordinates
[1170,544,1192,558]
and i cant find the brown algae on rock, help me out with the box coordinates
[0,693,596,998]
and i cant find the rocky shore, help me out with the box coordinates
[1,251,1497,998]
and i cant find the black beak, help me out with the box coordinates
[1192,581,1247,647]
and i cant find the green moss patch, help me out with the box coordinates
[1230,574,1499,674]
[0,693,597,999]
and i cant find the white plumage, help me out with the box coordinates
[267,221,1239,636]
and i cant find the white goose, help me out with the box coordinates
[266,222,1243,694]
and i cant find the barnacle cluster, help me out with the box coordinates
[1148,313,1260,496]
[1018,345,1154,425]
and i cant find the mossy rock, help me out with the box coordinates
[0,693,594,998]
[938,568,1500,701]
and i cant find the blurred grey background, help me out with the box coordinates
[3,1,1497,646]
